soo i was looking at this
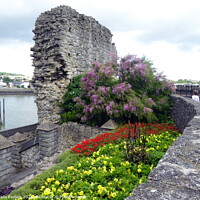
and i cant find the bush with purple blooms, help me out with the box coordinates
[60,54,175,126]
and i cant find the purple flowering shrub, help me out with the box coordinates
[60,54,175,126]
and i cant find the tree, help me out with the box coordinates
[60,54,175,126]
[3,76,13,85]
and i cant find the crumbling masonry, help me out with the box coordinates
[31,5,117,124]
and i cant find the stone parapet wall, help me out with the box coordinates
[0,122,107,189]
[126,94,200,200]
[170,94,198,132]
[57,122,106,151]
[0,135,13,188]
[31,5,117,124]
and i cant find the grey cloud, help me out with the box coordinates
[0,15,36,42]
[135,17,200,51]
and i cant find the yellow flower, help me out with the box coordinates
[139,179,143,184]
[29,195,38,199]
[57,189,62,193]
[43,188,51,195]
[91,159,95,165]
[40,186,45,190]
[67,166,75,170]
[62,193,68,197]
[47,177,54,183]
[110,166,115,173]
[78,191,84,195]
[78,163,81,167]
[103,160,107,165]
[55,180,60,185]
[83,170,92,175]
[59,169,64,173]
[137,168,142,173]
[110,192,117,198]
[64,183,70,190]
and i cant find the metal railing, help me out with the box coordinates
[174,84,200,98]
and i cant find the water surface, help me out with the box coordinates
[0,95,38,131]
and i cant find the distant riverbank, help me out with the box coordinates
[0,88,35,95]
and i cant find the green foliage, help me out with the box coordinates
[59,75,83,124]
[59,55,175,126]
[2,76,13,84]
[9,123,180,200]
[9,150,79,198]
[0,72,23,76]
[175,79,200,84]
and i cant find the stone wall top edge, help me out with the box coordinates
[36,5,112,35]
[171,94,200,115]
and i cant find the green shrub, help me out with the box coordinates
[59,75,83,124]
[59,55,175,126]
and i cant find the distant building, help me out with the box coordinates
[0,80,7,87]
[21,81,30,88]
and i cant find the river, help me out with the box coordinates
[0,95,38,131]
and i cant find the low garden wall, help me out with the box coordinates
[126,94,200,199]
[0,122,107,189]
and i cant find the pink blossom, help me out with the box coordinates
[143,107,153,114]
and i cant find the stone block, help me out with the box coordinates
[0,135,13,150]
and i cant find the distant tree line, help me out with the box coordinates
[174,79,200,84]
[0,72,23,76]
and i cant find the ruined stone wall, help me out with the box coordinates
[31,5,117,124]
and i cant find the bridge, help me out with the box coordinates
[0,88,35,95]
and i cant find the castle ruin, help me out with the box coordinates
[31,5,117,124]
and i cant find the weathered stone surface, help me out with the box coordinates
[32,5,117,124]
[21,145,39,169]
[0,140,13,188]
[126,181,200,200]
[170,95,197,132]
[0,135,13,150]
[100,119,118,130]
[37,122,58,131]
[9,132,28,143]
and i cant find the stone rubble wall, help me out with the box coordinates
[0,122,107,189]
[126,94,200,200]
[0,135,13,188]
[21,145,40,169]
[31,5,117,124]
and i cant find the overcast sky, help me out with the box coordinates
[0,0,200,81]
